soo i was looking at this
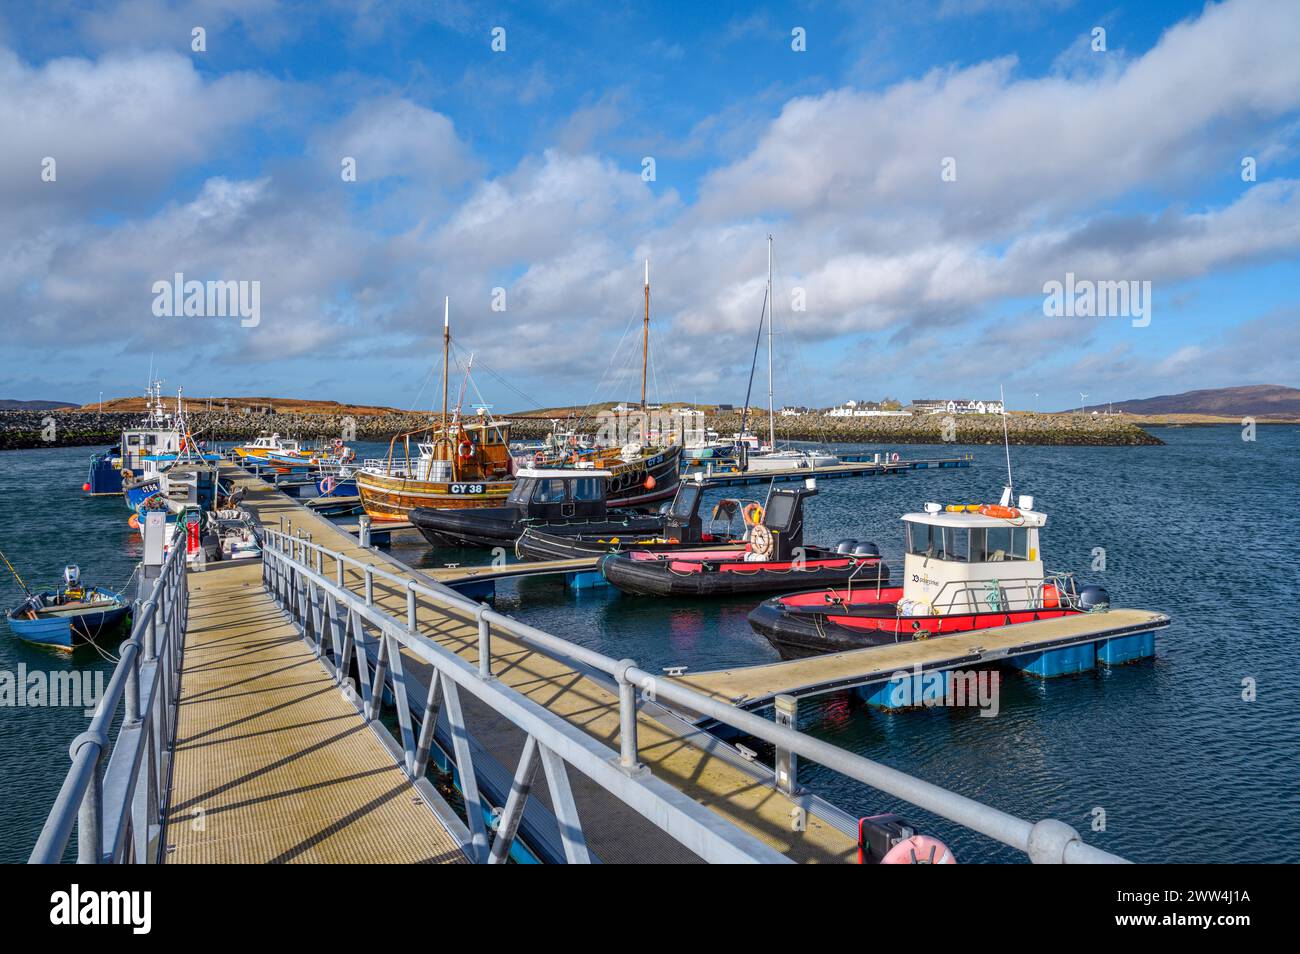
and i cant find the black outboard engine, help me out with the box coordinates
[851,542,880,558]
[1077,584,1110,611]
[833,538,857,555]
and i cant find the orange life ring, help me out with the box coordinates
[743,502,764,526]
[881,835,956,864]
[979,504,1021,519]
[458,441,474,459]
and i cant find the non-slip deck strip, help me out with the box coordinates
[225,461,860,863]
[166,558,466,864]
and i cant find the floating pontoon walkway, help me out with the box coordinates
[696,454,973,488]
[676,608,1171,708]
[219,461,862,863]
[167,558,468,863]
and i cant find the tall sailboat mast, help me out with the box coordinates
[766,234,775,450]
[442,296,453,478]
[641,259,650,411]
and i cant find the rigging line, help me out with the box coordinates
[740,285,769,438]
[578,308,639,419]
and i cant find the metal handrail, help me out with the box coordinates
[29,528,189,864]
[918,572,1080,615]
[260,523,1128,864]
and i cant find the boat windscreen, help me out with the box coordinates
[669,484,701,520]
[764,492,796,530]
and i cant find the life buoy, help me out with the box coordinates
[979,504,1021,519]
[743,502,765,527]
[333,438,344,449]
[321,476,337,495]
[458,441,474,459]
[890,452,900,463]
[881,835,956,864]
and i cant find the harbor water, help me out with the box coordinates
[2,425,1297,862]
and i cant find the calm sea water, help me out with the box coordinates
[2,427,1296,862]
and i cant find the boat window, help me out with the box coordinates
[764,493,796,530]
[507,479,534,504]
[531,478,568,504]
[907,521,934,556]
[968,528,988,562]
[984,527,1030,561]
[941,528,970,561]
[571,477,603,502]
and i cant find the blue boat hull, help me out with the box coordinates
[86,451,129,495]
[6,598,131,650]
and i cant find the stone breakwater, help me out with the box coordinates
[0,408,1162,451]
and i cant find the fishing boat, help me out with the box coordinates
[233,432,323,463]
[5,565,131,651]
[84,380,180,495]
[747,489,1113,659]
[598,480,888,597]
[119,389,220,511]
[356,299,518,521]
[515,478,744,561]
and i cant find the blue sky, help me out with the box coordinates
[2,0,1298,412]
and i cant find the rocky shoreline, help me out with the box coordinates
[1,407,1163,450]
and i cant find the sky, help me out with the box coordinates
[3,0,1299,413]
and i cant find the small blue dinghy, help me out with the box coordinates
[5,565,131,651]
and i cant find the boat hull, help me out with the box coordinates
[599,550,888,598]
[516,527,738,562]
[356,471,514,521]
[6,593,131,651]
[748,591,1081,660]
[86,451,128,495]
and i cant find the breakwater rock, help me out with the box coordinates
[1,407,1162,452]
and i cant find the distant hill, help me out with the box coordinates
[64,396,409,417]
[0,399,77,411]
[1101,385,1300,420]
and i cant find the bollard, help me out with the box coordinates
[359,515,371,548]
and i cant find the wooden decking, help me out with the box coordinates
[676,608,1169,705]
[221,462,861,863]
[166,557,467,863]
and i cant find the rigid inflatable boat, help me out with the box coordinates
[599,480,888,597]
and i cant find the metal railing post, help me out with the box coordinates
[615,660,641,771]
[773,694,798,795]
[477,606,492,678]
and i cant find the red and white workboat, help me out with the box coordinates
[749,489,1110,659]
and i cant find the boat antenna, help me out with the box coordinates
[641,259,650,412]
[1000,383,1014,499]
[0,547,33,598]
[766,234,776,451]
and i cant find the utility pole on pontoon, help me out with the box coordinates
[766,234,775,451]
[641,259,650,412]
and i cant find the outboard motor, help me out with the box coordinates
[1077,584,1110,611]
[851,542,880,558]
[833,538,857,555]
[63,565,81,587]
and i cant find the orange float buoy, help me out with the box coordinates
[82,482,91,492]
[643,474,656,490]
[128,513,140,530]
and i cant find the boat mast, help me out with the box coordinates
[766,234,775,450]
[641,259,650,412]
[442,296,452,477]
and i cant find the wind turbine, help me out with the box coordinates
[1079,392,1089,414]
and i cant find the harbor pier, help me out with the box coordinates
[29,461,1133,864]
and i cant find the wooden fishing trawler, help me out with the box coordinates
[356,299,516,521]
